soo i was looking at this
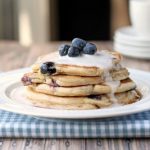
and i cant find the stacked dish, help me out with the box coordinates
[114,26,150,59]
[21,38,141,110]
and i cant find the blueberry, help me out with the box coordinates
[58,44,70,56]
[68,46,80,57]
[44,62,55,67]
[83,43,97,55]
[40,63,48,74]
[47,68,56,75]
[40,62,56,75]
[21,76,32,85]
[72,38,86,50]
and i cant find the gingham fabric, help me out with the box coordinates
[0,110,149,138]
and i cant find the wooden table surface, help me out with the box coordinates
[0,41,149,150]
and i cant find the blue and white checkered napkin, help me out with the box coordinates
[0,110,149,138]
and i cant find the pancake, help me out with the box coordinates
[29,78,136,96]
[21,46,142,110]
[110,68,129,81]
[22,73,103,86]
[116,89,141,104]
[31,50,122,77]
[22,68,129,86]
[26,87,141,110]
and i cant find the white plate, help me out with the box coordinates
[114,43,150,59]
[114,36,150,48]
[114,42,150,52]
[0,68,150,119]
[114,26,150,46]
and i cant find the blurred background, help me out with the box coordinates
[0,0,130,46]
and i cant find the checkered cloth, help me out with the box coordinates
[0,110,149,138]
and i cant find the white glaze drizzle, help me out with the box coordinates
[38,50,116,70]
[104,68,120,103]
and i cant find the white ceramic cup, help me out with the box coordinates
[129,0,150,38]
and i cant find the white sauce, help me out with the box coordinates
[104,68,121,103]
[38,50,116,70]
[106,81,120,103]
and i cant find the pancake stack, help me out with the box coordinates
[21,39,141,110]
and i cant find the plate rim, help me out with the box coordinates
[0,68,150,119]
[115,26,150,42]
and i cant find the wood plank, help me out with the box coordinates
[9,139,24,150]
[86,139,107,150]
[0,139,24,150]
[21,138,46,150]
[59,139,85,150]
[111,139,122,150]
[0,41,30,71]
[0,139,10,150]
[134,138,150,150]
[122,57,150,71]
[0,138,149,150]
[44,139,60,150]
